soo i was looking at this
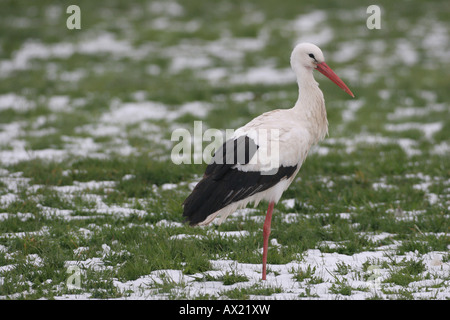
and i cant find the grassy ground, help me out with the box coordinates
[0,0,449,299]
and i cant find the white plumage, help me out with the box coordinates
[183,42,354,280]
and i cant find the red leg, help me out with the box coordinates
[262,201,275,280]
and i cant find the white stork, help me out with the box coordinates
[182,43,354,280]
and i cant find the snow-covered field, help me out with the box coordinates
[0,1,449,300]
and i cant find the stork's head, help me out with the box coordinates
[291,42,325,70]
[291,42,354,97]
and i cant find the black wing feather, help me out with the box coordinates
[183,136,297,226]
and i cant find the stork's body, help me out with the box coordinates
[182,43,354,280]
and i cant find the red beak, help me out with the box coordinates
[316,62,354,98]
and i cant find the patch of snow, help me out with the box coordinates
[385,122,443,140]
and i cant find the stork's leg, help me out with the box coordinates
[262,201,275,280]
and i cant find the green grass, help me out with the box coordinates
[0,0,449,300]
[221,283,283,299]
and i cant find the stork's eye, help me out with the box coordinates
[308,53,315,59]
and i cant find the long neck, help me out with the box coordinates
[292,68,328,143]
